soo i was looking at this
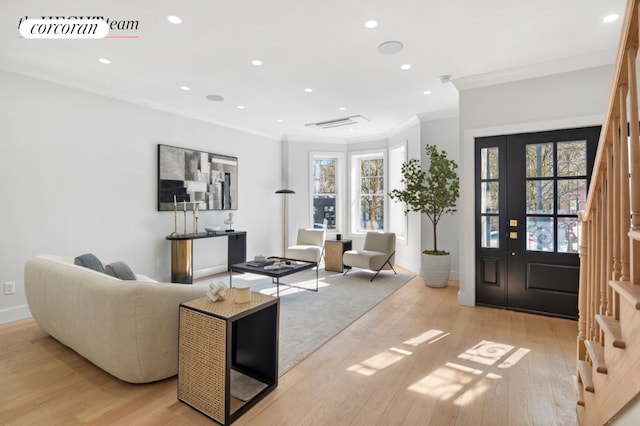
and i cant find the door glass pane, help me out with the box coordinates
[557,140,587,177]
[481,147,499,179]
[526,180,554,214]
[527,217,554,252]
[558,217,580,253]
[481,182,499,213]
[526,143,553,178]
[558,179,587,214]
[481,216,499,248]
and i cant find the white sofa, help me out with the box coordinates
[24,254,208,383]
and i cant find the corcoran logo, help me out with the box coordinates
[17,16,140,39]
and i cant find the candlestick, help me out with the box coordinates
[170,195,178,236]
[183,209,187,235]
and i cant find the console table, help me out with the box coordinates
[167,231,246,284]
[178,293,278,425]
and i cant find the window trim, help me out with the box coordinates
[309,151,344,236]
[349,149,388,235]
[388,141,408,242]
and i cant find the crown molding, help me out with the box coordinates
[417,109,459,122]
[451,49,617,91]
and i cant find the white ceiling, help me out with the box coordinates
[0,0,627,141]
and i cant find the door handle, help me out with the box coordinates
[511,252,516,256]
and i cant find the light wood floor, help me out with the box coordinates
[0,268,578,425]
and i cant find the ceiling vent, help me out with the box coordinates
[305,115,370,129]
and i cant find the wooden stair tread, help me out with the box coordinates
[595,314,626,348]
[572,375,586,406]
[576,361,595,393]
[610,280,640,310]
[585,340,607,374]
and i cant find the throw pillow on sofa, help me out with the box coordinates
[104,261,137,281]
[74,253,104,273]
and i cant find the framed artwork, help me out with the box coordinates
[157,144,238,211]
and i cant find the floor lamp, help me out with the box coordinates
[275,189,295,257]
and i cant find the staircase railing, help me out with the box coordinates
[575,0,640,423]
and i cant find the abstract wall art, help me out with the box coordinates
[157,144,238,211]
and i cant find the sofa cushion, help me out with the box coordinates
[105,261,137,280]
[74,253,104,273]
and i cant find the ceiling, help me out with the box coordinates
[0,0,627,142]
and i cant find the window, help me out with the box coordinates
[388,142,407,240]
[525,140,587,253]
[310,153,341,231]
[351,151,386,233]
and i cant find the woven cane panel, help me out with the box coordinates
[182,292,275,319]
[178,308,226,422]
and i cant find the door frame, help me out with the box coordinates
[474,125,599,318]
[459,117,603,308]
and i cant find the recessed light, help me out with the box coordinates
[277,119,284,123]
[206,94,224,102]
[251,59,263,66]
[338,107,346,111]
[364,20,378,29]
[423,90,432,95]
[180,86,190,91]
[349,128,355,132]
[167,15,182,24]
[236,105,245,110]
[98,58,111,64]
[378,41,403,55]
[304,88,313,93]
[603,14,619,23]
[400,64,412,70]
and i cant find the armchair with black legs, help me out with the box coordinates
[342,232,396,282]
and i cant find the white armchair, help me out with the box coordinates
[285,228,325,263]
[343,232,396,281]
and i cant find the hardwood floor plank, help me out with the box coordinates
[0,268,578,425]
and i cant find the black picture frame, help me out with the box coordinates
[157,144,238,211]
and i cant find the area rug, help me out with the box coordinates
[207,268,413,376]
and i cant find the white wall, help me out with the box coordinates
[456,65,612,306]
[420,114,460,280]
[284,117,423,274]
[0,70,282,323]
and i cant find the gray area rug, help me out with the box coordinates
[208,268,413,376]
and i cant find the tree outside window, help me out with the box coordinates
[312,158,337,229]
[359,157,384,231]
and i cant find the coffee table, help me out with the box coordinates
[229,257,318,297]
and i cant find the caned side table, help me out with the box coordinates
[324,239,352,272]
[178,291,279,425]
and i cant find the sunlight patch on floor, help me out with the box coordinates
[348,347,412,376]
[403,329,446,346]
[458,340,515,366]
[254,280,330,297]
[498,347,530,369]
[408,340,530,405]
[408,363,477,400]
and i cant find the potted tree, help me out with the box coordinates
[389,144,459,287]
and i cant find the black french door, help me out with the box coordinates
[475,126,599,319]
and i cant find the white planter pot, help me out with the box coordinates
[421,253,451,288]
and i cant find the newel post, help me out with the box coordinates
[577,211,589,361]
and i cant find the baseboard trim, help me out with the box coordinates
[0,304,32,325]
